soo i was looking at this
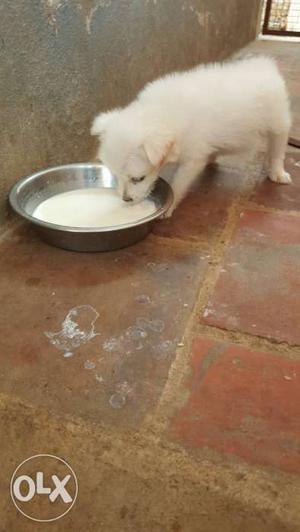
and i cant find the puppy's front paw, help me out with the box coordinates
[160,205,175,219]
[269,170,292,185]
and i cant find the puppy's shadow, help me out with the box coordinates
[190,162,223,195]
[201,162,220,187]
[194,159,254,196]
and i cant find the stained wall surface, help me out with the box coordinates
[0,0,261,226]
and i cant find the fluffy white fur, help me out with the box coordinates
[91,56,291,217]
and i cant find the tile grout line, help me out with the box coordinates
[197,323,300,359]
[142,173,300,433]
[245,201,300,217]
[141,196,245,433]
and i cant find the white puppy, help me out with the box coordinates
[91,56,291,217]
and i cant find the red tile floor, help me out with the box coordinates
[1,41,300,531]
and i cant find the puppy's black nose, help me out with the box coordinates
[123,194,133,202]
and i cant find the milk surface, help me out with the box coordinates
[33,188,156,227]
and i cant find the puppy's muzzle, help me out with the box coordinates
[123,193,133,202]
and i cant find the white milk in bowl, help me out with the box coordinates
[33,188,156,227]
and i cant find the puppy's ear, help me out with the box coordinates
[90,109,120,137]
[143,130,174,168]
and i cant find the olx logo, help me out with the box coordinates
[10,454,78,522]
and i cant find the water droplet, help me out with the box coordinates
[84,360,96,370]
[135,294,151,304]
[153,340,173,360]
[116,382,131,395]
[63,351,73,358]
[136,342,144,350]
[148,319,164,332]
[109,393,126,409]
[126,326,147,339]
[103,337,119,351]
[136,317,149,329]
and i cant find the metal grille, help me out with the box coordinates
[262,0,300,36]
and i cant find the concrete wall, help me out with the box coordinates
[0,0,261,227]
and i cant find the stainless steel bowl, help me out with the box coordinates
[9,163,173,252]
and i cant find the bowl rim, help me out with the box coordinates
[9,162,174,233]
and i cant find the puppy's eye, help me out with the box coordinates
[131,176,146,184]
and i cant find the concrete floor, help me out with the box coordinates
[1,39,300,531]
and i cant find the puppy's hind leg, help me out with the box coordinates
[267,127,291,184]
[164,159,207,218]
